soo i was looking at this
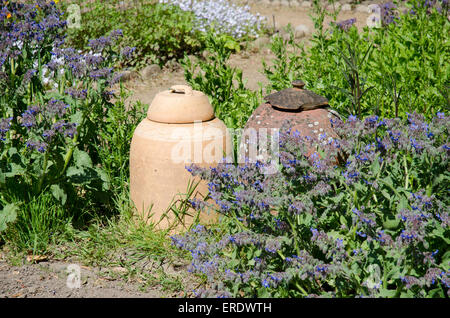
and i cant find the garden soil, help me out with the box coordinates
[0,1,375,298]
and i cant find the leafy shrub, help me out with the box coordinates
[182,33,262,130]
[172,112,449,297]
[96,87,146,195]
[263,0,449,119]
[65,0,205,68]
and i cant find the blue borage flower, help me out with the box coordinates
[400,229,417,241]
[0,117,13,141]
[25,139,48,153]
[388,129,401,143]
[380,1,397,26]
[264,238,282,254]
[335,18,356,32]
[120,46,136,58]
[42,129,55,141]
[20,109,37,128]
[189,198,205,210]
[65,88,87,100]
[356,231,367,238]
[46,98,69,118]
[352,248,363,256]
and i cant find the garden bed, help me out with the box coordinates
[1,0,448,298]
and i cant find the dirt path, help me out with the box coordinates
[0,260,162,298]
[0,250,197,298]
[1,1,377,298]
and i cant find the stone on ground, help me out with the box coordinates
[141,64,162,80]
[301,1,312,8]
[341,4,352,11]
[295,24,310,38]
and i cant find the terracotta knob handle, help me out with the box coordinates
[170,85,193,95]
[292,80,305,89]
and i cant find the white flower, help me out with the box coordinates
[160,0,266,38]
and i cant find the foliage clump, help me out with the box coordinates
[173,112,449,297]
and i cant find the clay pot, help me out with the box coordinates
[242,84,342,162]
[130,85,232,231]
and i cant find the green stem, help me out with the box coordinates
[403,154,409,190]
[394,266,411,298]
[286,216,301,256]
[295,282,309,297]
[57,110,86,180]
[229,208,248,232]
[37,150,50,194]
[60,136,77,179]
[362,160,385,208]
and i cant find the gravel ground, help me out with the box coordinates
[0,259,178,298]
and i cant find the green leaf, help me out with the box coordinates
[383,175,394,188]
[428,288,444,298]
[70,111,83,125]
[50,184,67,205]
[73,148,93,168]
[94,167,110,191]
[385,266,401,282]
[66,166,95,185]
[0,203,18,232]
[381,190,391,200]
[441,250,450,265]
[370,158,381,175]
[8,147,18,156]
[396,195,409,213]
[431,227,450,244]
[5,163,25,177]
[383,216,401,230]
[66,166,84,178]
[340,215,348,227]
[377,288,397,298]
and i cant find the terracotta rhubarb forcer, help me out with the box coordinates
[242,80,342,160]
[130,85,232,231]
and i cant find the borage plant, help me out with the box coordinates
[0,1,134,233]
[173,111,449,298]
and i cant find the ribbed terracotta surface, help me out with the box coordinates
[147,85,214,124]
[246,103,339,138]
[243,102,341,159]
[130,85,232,232]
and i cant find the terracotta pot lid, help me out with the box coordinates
[264,81,329,111]
[147,85,215,124]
